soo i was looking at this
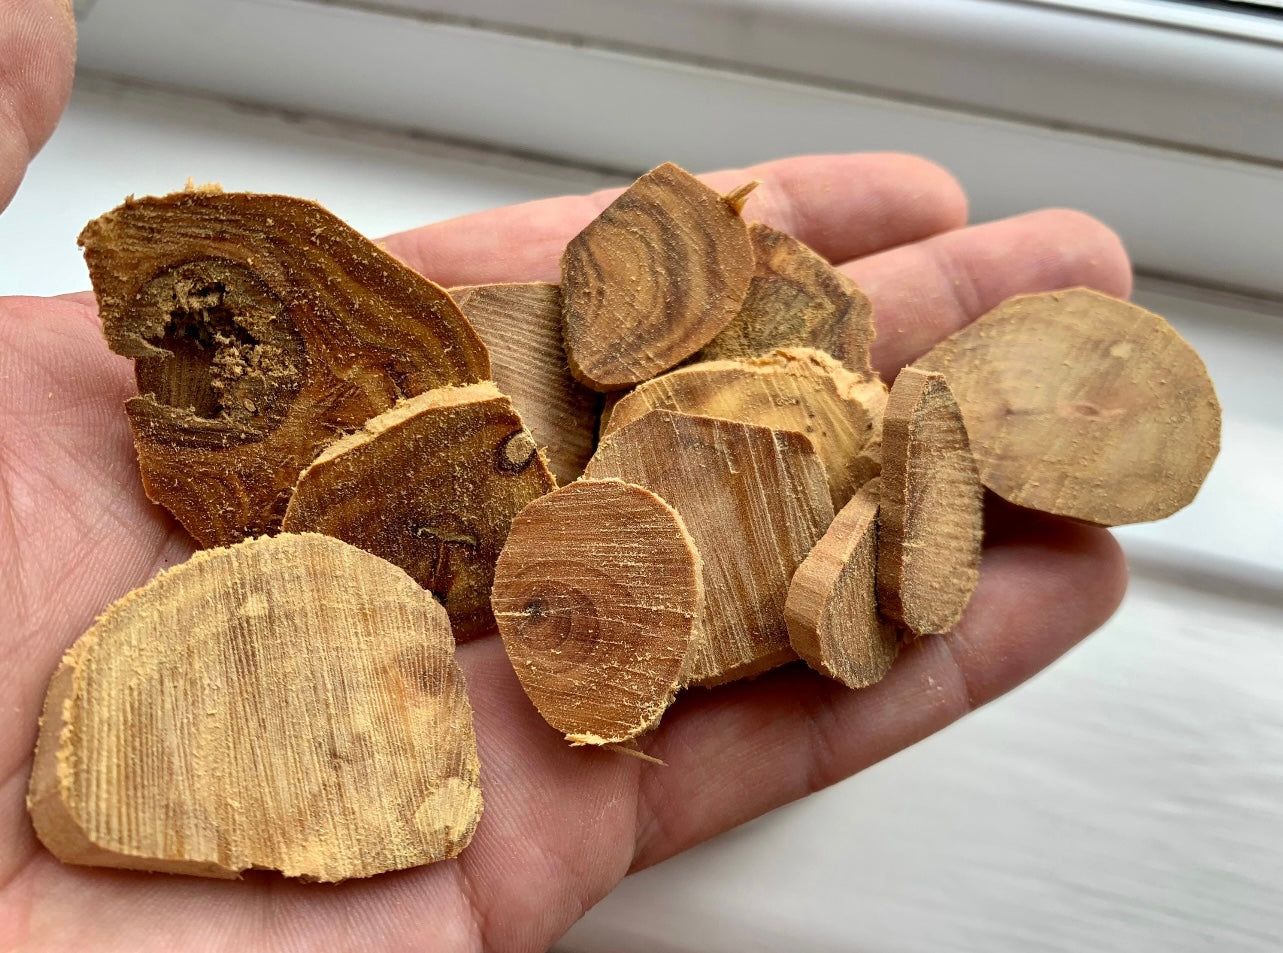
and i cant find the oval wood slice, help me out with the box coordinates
[586,410,835,686]
[914,287,1221,525]
[79,187,490,547]
[786,478,900,688]
[699,222,876,376]
[603,347,887,509]
[877,368,983,637]
[27,533,482,882]
[282,381,555,640]
[492,479,703,744]
[561,162,754,390]
[451,282,600,484]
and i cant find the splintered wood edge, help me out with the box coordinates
[877,368,983,637]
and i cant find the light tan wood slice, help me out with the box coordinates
[492,479,702,745]
[560,162,755,391]
[786,478,900,688]
[877,368,983,637]
[80,188,490,547]
[602,347,887,509]
[450,282,600,484]
[282,381,555,640]
[699,222,876,376]
[586,410,835,686]
[27,533,481,882]
[914,287,1221,525]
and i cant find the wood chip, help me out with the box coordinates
[785,478,900,688]
[561,162,755,391]
[586,410,834,686]
[450,282,600,484]
[282,381,554,640]
[699,222,876,376]
[492,479,702,744]
[877,368,983,636]
[602,347,887,509]
[79,189,490,548]
[914,287,1221,525]
[27,533,481,882]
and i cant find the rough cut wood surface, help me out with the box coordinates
[450,282,600,484]
[878,368,983,637]
[586,410,834,686]
[560,162,754,390]
[282,381,554,640]
[914,287,1221,526]
[602,347,887,509]
[27,533,482,882]
[492,479,703,744]
[79,187,489,548]
[699,222,876,376]
[785,478,900,688]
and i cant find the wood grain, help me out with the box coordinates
[80,187,489,547]
[27,533,481,882]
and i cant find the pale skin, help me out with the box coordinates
[1,4,1131,950]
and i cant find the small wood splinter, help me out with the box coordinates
[877,368,984,637]
[561,162,755,391]
[786,478,900,688]
[283,381,555,640]
[493,479,702,746]
[27,533,482,882]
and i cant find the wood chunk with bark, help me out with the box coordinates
[699,222,876,376]
[27,533,482,882]
[561,162,755,391]
[603,347,887,509]
[877,368,983,637]
[450,282,600,484]
[914,287,1221,525]
[282,381,554,640]
[80,188,489,548]
[786,479,900,688]
[586,410,834,686]
[492,479,702,745]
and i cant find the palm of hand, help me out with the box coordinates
[1,156,1129,952]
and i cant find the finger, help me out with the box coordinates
[0,0,77,212]
[380,153,967,287]
[630,513,1127,870]
[846,208,1133,377]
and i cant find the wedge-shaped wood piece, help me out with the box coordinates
[283,381,554,640]
[699,223,876,376]
[493,479,702,744]
[27,533,482,882]
[915,287,1221,525]
[786,479,900,688]
[561,162,755,390]
[878,368,983,637]
[602,347,887,509]
[80,188,490,547]
[451,282,600,484]
[586,410,834,686]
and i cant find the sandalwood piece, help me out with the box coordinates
[878,368,983,636]
[561,162,755,390]
[27,533,482,882]
[80,188,489,547]
[785,479,900,688]
[602,347,887,509]
[914,288,1221,525]
[492,479,702,744]
[586,410,834,686]
[700,223,876,376]
[451,282,600,484]
[282,381,554,640]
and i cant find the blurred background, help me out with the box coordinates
[3,0,1281,949]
